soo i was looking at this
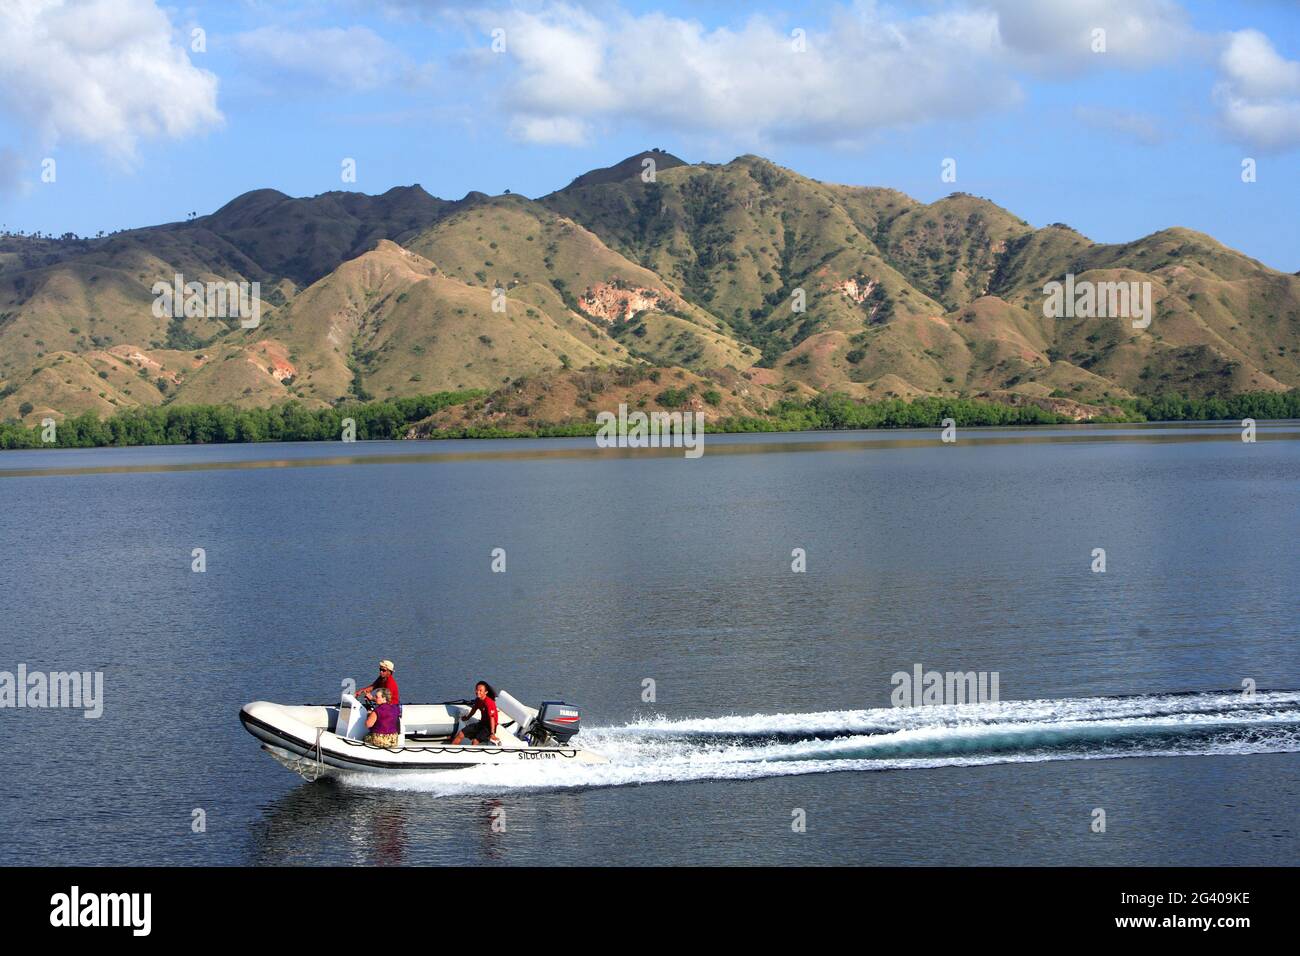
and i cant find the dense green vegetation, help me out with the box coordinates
[421,389,1300,439]
[2,388,1296,450]
[721,390,1300,432]
[0,390,484,449]
[422,421,604,439]
[806,394,1064,428]
[1113,391,1300,423]
[709,393,1074,433]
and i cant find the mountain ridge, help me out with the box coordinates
[2,151,1297,426]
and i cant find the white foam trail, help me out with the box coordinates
[616,690,1300,737]
[342,691,1300,796]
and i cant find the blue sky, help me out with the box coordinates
[2,0,1298,270]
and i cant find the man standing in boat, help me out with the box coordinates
[358,659,400,707]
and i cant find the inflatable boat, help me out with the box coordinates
[240,689,606,780]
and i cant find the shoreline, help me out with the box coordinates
[2,387,1297,452]
[2,419,1297,478]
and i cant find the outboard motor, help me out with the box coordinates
[533,701,581,745]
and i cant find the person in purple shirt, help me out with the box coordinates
[363,686,401,749]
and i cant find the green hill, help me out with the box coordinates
[2,151,1297,426]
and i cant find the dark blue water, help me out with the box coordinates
[1,422,1297,865]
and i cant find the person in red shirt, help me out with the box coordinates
[358,659,400,707]
[451,681,499,746]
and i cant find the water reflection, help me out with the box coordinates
[477,798,506,863]
[248,782,510,866]
[248,778,595,865]
[249,783,408,866]
[3,421,1298,479]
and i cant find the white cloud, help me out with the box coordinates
[454,0,1238,148]
[0,0,222,165]
[1219,28,1300,98]
[471,3,1022,147]
[1214,29,1300,151]
[987,0,1195,71]
[510,115,591,146]
[234,25,426,92]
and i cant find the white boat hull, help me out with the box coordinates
[240,693,606,781]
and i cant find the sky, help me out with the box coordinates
[1,0,1298,270]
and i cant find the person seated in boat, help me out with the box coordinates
[358,659,400,707]
[450,681,499,746]
[363,687,401,749]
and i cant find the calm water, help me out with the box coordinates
[1,422,1297,866]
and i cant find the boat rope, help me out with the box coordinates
[308,727,324,781]
[337,736,578,757]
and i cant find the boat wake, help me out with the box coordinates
[345,690,1300,796]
